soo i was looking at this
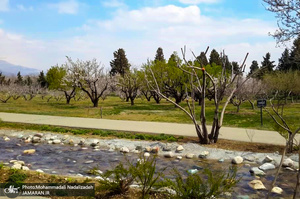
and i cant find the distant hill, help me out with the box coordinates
[0,60,40,76]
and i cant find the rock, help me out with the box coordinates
[95,176,104,181]
[244,156,256,162]
[16,144,21,147]
[32,136,41,143]
[176,145,184,152]
[135,146,143,151]
[22,166,30,171]
[144,152,150,157]
[79,139,85,146]
[192,165,203,170]
[198,151,209,159]
[176,156,182,160]
[218,158,224,163]
[34,133,43,138]
[163,144,172,151]
[90,143,98,147]
[12,164,22,169]
[185,153,195,159]
[236,195,250,199]
[283,158,295,167]
[84,160,94,164]
[232,156,243,164]
[157,187,176,195]
[284,167,295,171]
[76,174,83,177]
[244,164,251,167]
[24,138,31,143]
[69,139,74,145]
[271,187,283,194]
[259,163,276,171]
[187,169,198,174]
[120,147,130,153]
[248,180,266,190]
[23,149,36,154]
[151,147,159,153]
[52,139,61,144]
[81,147,88,150]
[14,161,25,166]
[3,136,10,141]
[36,169,44,173]
[263,155,273,163]
[145,146,152,152]
[249,167,266,176]
[164,152,174,158]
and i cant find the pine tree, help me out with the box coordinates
[154,47,165,62]
[110,48,130,76]
[209,49,221,66]
[14,71,23,85]
[277,49,291,71]
[24,76,32,86]
[196,52,208,66]
[248,60,259,76]
[261,52,276,72]
[37,71,48,88]
[290,36,300,70]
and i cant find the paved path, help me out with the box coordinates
[0,112,299,146]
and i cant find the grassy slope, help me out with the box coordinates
[0,95,299,130]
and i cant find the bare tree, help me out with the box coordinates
[66,57,112,107]
[263,0,300,43]
[117,69,142,106]
[147,46,250,144]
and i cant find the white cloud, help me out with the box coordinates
[17,4,34,11]
[179,0,219,4]
[0,5,283,72]
[102,0,125,8]
[51,0,79,14]
[0,0,9,11]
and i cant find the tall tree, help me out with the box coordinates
[209,49,221,66]
[196,52,209,66]
[290,35,300,71]
[154,47,165,62]
[263,0,300,43]
[248,60,259,76]
[278,49,291,71]
[37,71,48,88]
[24,76,33,86]
[14,71,23,85]
[261,52,276,74]
[110,48,130,77]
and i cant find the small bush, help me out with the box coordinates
[0,162,4,169]
[97,162,133,195]
[164,167,239,199]
[129,155,165,199]
[8,169,27,183]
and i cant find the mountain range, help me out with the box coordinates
[0,60,40,76]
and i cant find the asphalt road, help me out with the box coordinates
[0,112,299,146]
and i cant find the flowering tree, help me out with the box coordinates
[66,57,113,107]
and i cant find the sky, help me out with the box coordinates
[0,0,287,72]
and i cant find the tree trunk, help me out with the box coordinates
[130,98,134,106]
[93,99,99,107]
[248,100,255,110]
[237,105,240,112]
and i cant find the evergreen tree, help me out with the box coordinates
[0,72,5,85]
[248,60,259,76]
[154,47,165,62]
[224,56,232,71]
[37,71,48,88]
[261,52,275,72]
[110,48,130,76]
[290,36,300,70]
[277,49,291,71]
[24,76,32,86]
[196,52,208,66]
[14,71,23,85]
[209,49,221,66]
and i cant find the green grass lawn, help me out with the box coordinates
[0,95,299,131]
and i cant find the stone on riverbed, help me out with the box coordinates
[12,164,22,170]
[232,156,243,164]
[282,158,295,167]
[36,169,44,173]
[120,147,130,153]
[176,156,182,160]
[23,149,36,154]
[22,166,30,171]
[185,153,195,159]
[198,151,209,159]
[84,160,94,164]
[52,139,61,144]
[144,152,150,157]
[259,163,275,171]
[248,180,266,190]
[164,152,174,158]
[263,155,273,163]
[176,145,184,152]
[249,167,266,176]
[32,136,41,143]
[271,187,283,194]
[3,136,10,141]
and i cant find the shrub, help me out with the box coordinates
[164,167,239,199]
[97,162,133,195]
[8,169,27,183]
[129,154,165,199]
